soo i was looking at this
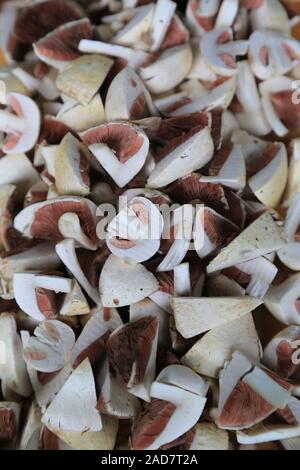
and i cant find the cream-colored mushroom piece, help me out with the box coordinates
[264,273,300,325]
[187,422,229,450]
[19,401,42,450]
[237,424,300,445]
[278,193,300,271]
[56,94,105,132]
[250,0,290,33]
[283,138,300,207]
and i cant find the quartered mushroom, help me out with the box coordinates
[56,94,106,132]
[278,193,300,271]
[81,122,149,188]
[23,320,75,373]
[264,273,300,325]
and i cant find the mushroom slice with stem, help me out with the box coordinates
[56,239,100,304]
[172,296,262,338]
[0,92,40,154]
[14,273,73,321]
[263,325,300,379]
[55,133,90,197]
[147,127,214,189]
[218,351,292,430]
[250,0,290,34]
[97,357,141,419]
[111,4,155,50]
[201,27,248,77]
[81,122,149,188]
[42,358,102,433]
[278,193,300,271]
[71,307,122,369]
[56,94,106,133]
[56,54,113,106]
[264,273,300,325]
[132,364,207,450]
[237,424,300,445]
[186,422,229,450]
[106,196,164,263]
[200,143,246,190]
[181,313,262,379]
[106,315,158,401]
[234,257,278,298]
[193,205,239,259]
[139,44,193,94]
[105,66,157,121]
[185,0,221,37]
[248,30,300,80]
[0,313,32,398]
[79,38,149,69]
[59,280,90,317]
[34,18,93,70]
[0,402,21,442]
[207,211,288,274]
[248,142,288,207]
[23,320,75,373]
[14,196,97,247]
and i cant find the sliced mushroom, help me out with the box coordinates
[147,127,214,189]
[111,4,155,50]
[234,256,278,298]
[263,325,300,379]
[19,401,41,450]
[182,313,262,378]
[42,358,102,433]
[59,280,90,317]
[57,94,106,132]
[250,0,290,34]
[201,27,248,76]
[172,296,262,338]
[130,298,170,347]
[81,122,149,188]
[207,211,288,274]
[264,273,300,325]
[278,193,300,271]
[283,138,300,207]
[56,54,113,106]
[186,0,221,37]
[237,424,300,445]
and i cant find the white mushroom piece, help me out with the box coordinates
[186,0,221,37]
[263,325,300,380]
[56,94,106,133]
[217,351,292,430]
[23,320,75,373]
[42,358,102,433]
[200,27,249,77]
[249,0,290,34]
[0,92,40,153]
[264,273,300,325]
[283,138,300,207]
[278,193,300,271]
[186,422,229,450]
[131,365,208,450]
[81,122,149,188]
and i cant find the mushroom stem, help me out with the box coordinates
[79,39,148,68]
[0,109,24,133]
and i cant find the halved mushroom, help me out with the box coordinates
[42,358,102,433]
[106,316,159,401]
[264,273,300,325]
[56,239,100,304]
[106,196,164,263]
[59,280,90,317]
[0,401,21,442]
[248,30,300,80]
[207,211,287,274]
[278,193,300,271]
[139,44,193,94]
[182,313,261,378]
[132,364,207,450]
[218,351,292,430]
[0,313,32,398]
[79,38,149,69]
[44,414,118,450]
[97,357,141,419]
[23,320,75,374]
[263,325,300,379]
[201,27,248,76]
[57,94,106,132]
[147,127,214,189]
[34,18,93,70]
[186,422,229,450]
[14,196,97,247]
[81,122,149,188]
[0,92,40,154]
[237,424,300,445]
[19,401,42,450]
[105,66,157,121]
[56,54,113,106]
[250,0,290,34]
[14,273,73,321]
[71,307,122,369]
[172,296,262,338]
[55,133,91,197]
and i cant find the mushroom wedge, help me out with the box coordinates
[278,193,300,271]
[264,273,300,325]
[263,325,300,379]
[56,94,106,132]
[207,211,288,274]
[42,358,102,433]
[172,296,262,338]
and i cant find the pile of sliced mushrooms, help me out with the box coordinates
[2,0,300,451]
